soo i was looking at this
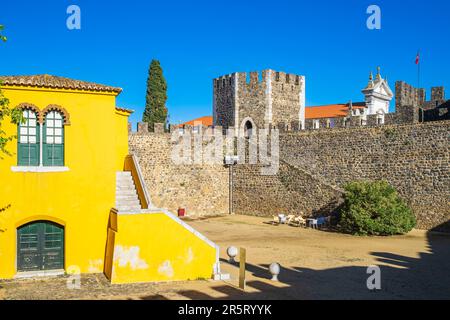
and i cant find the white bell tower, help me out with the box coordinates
[362,67,393,116]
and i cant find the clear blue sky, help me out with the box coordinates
[1,0,449,126]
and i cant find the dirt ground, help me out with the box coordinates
[1,214,449,300]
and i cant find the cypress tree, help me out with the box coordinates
[142,59,168,131]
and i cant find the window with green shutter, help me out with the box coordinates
[18,109,40,166]
[43,111,64,166]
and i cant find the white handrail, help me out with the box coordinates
[130,153,153,209]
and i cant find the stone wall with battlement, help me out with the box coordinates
[129,125,230,217]
[129,120,449,231]
[395,81,422,124]
[213,70,305,131]
[213,74,236,128]
[233,121,450,231]
[303,81,449,129]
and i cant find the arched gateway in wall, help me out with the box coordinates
[240,117,256,138]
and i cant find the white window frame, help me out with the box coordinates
[12,110,69,173]
[313,120,320,130]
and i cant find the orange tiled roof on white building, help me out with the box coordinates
[177,116,213,128]
[305,103,366,119]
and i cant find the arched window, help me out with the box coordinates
[18,109,40,166]
[17,221,64,272]
[43,111,64,166]
[244,120,253,139]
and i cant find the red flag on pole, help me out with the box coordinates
[416,50,421,88]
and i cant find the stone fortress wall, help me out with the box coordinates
[213,70,305,131]
[129,74,449,232]
[303,81,449,130]
[129,124,230,217]
[233,120,450,232]
[213,74,235,129]
[129,120,449,232]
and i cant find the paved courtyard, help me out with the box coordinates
[1,214,449,300]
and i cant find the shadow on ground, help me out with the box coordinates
[2,220,449,300]
[141,221,450,300]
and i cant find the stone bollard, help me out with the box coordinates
[227,246,238,263]
[269,262,280,281]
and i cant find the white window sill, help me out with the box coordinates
[11,166,70,173]
[14,269,65,279]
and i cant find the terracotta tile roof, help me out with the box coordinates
[115,106,134,114]
[0,74,122,94]
[306,103,366,119]
[179,103,367,126]
[177,116,213,127]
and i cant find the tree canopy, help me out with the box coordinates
[0,24,23,157]
[0,25,7,42]
[142,59,168,131]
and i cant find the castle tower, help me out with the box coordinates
[213,69,306,133]
[394,81,421,123]
[361,67,393,116]
[431,87,445,105]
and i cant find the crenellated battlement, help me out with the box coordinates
[213,69,306,131]
[213,73,235,90]
[213,70,304,89]
[395,81,422,109]
[395,81,447,108]
[131,122,225,136]
[130,117,425,136]
[395,81,449,123]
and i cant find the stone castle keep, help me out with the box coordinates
[211,68,449,132]
[131,69,450,233]
[213,70,306,132]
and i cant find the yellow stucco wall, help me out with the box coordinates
[107,211,218,284]
[0,85,129,279]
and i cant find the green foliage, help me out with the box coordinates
[0,26,23,157]
[0,82,23,157]
[0,25,21,216]
[0,25,7,42]
[339,180,416,236]
[142,59,168,131]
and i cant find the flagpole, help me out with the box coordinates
[418,58,420,89]
[416,49,424,122]
[417,49,421,89]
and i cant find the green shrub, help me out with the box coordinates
[339,180,416,236]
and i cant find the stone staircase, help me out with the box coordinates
[115,171,142,213]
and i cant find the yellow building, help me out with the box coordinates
[0,75,219,283]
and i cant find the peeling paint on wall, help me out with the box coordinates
[178,247,194,264]
[108,212,219,284]
[158,260,174,278]
[114,245,149,270]
[88,259,103,273]
[186,248,194,264]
